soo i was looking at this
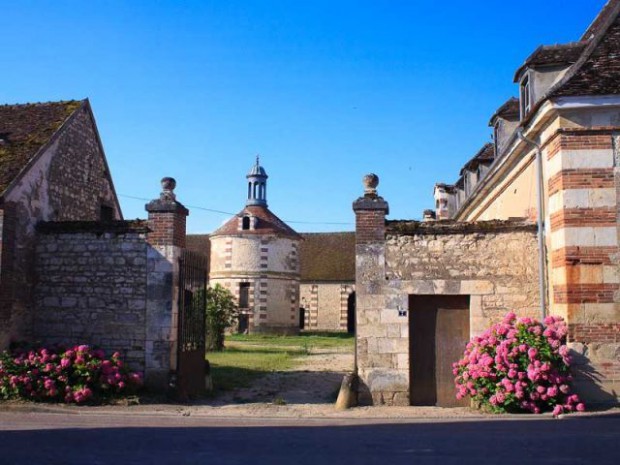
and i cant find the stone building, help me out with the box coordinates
[208,159,302,335]
[0,100,121,349]
[0,99,206,395]
[299,232,355,332]
[355,0,620,407]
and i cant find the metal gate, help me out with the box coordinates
[176,250,208,399]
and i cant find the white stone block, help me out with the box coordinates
[547,149,614,176]
[583,303,620,323]
[461,280,494,295]
[551,227,618,248]
[396,353,409,370]
[604,266,620,284]
[380,308,408,324]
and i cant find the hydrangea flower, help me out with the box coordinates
[453,312,584,416]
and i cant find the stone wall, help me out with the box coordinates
[385,221,541,329]
[355,216,540,406]
[34,222,149,372]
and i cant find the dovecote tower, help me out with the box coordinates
[209,159,302,335]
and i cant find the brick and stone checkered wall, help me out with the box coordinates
[544,129,620,403]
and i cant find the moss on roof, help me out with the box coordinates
[299,232,355,282]
[0,100,83,195]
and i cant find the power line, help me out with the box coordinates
[119,194,354,226]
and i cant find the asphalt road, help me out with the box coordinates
[0,412,618,465]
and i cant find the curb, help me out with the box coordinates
[1,402,618,422]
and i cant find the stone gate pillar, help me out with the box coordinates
[353,174,408,405]
[144,177,189,390]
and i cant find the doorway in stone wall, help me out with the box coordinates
[347,292,356,334]
[409,295,470,407]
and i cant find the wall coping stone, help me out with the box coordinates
[36,220,149,234]
[386,219,537,236]
[352,194,390,214]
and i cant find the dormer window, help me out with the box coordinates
[242,216,250,230]
[520,75,531,118]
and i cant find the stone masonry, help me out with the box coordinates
[31,178,193,392]
[353,176,540,406]
[34,222,150,372]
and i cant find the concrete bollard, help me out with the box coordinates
[335,372,359,410]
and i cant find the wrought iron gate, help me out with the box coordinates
[176,250,208,398]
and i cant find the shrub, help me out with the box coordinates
[204,284,238,351]
[453,312,585,416]
[0,344,142,404]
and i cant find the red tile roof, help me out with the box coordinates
[210,205,302,240]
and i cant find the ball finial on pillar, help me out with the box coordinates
[160,177,177,201]
[362,173,379,196]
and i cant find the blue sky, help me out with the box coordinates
[1,1,607,233]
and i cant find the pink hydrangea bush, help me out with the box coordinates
[453,312,585,416]
[0,344,143,404]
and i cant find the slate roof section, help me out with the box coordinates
[515,0,620,125]
[581,0,620,40]
[211,205,302,240]
[513,42,586,82]
[488,97,520,126]
[299,232,355,282]
[0,100,83,195]
[460,143,495,174]
[551,5,620,98]
[434,183,456,194]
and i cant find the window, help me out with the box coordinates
[493,123,500,154]
[239,283,250,308]
[242,216,250,230]
[100,205,114,222]
[520,75,531,117]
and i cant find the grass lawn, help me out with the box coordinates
[207,331,353,394]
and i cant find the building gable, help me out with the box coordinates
[1,99,122,221]
[0,100,82,196]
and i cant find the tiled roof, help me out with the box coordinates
[211,205,302,240]
[514,42,586,82]
[185,234,211,265]
[299,232,355,282]
[460,143,495,174]
[516,1,620,124]
[551,4,620,98]
[0,100,83,195]
[434,183,456,194]
[581,0,620,40]
[488,97,520,126]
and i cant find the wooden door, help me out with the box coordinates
[409,295,470,407]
